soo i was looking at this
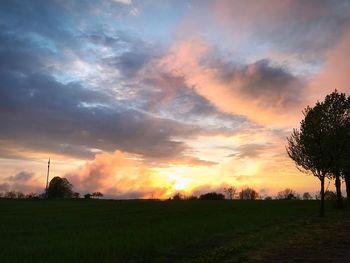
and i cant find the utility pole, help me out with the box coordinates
[45,158,50,198]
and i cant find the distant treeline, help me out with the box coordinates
[1,187,339,201]
[0,190,103,200]
[168,187,340,201]
[0,176,103,200]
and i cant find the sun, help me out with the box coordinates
[172,176,192,191]
[160,166,194,191]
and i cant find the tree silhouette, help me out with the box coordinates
[320,91,350,208]
[345,173,350,206]
[16,192,25,199]
[287,103,330,216]
[277,188,297,200]
[224,186,236,200]
[302,192,312,200]
[47,176,73,198]
[199,192,225,200]
[287,90,350,213]
[324,190,337,201]
[25,192,38,199]
[239,188,258,200]
[92,192,103,199]
[172,193,183,200]
[4,191,16,199]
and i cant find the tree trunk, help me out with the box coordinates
[335,172,343,208]
[345,173,350,207]
[320,177,325,217]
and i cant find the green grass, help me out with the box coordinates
[0,199,349,263]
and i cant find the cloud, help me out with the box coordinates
[143,155,218,168]
[105,51,152,77]
[65,150,170,198]
[0,183,10,192]
[0,171,43,194]
[6,171,34,182]
[0,25,249,163]
[218,59,304,109]
[213,0,350,60]
[96,30,160,78]
[0,30,202,161]
[111,0,132,5]
[154,38,305,126]
[308,25,350,100]
[230,143,272,159]
[0,69,198,160]
[134,71,247,132]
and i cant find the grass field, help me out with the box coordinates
[1,199,349,263]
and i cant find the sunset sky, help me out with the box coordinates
[1,0,350,198]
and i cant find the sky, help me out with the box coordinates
[1,0,350,198]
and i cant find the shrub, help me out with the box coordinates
[199,192,225,200]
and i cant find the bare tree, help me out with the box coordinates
[4,191,16,199]
[239,187,258,200]
[224,186,237,200]
[16,192,25,199]
[277,188,297,200]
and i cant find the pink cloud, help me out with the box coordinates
[152,38,305,126]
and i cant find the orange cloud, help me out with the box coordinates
[66,151,171,199]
